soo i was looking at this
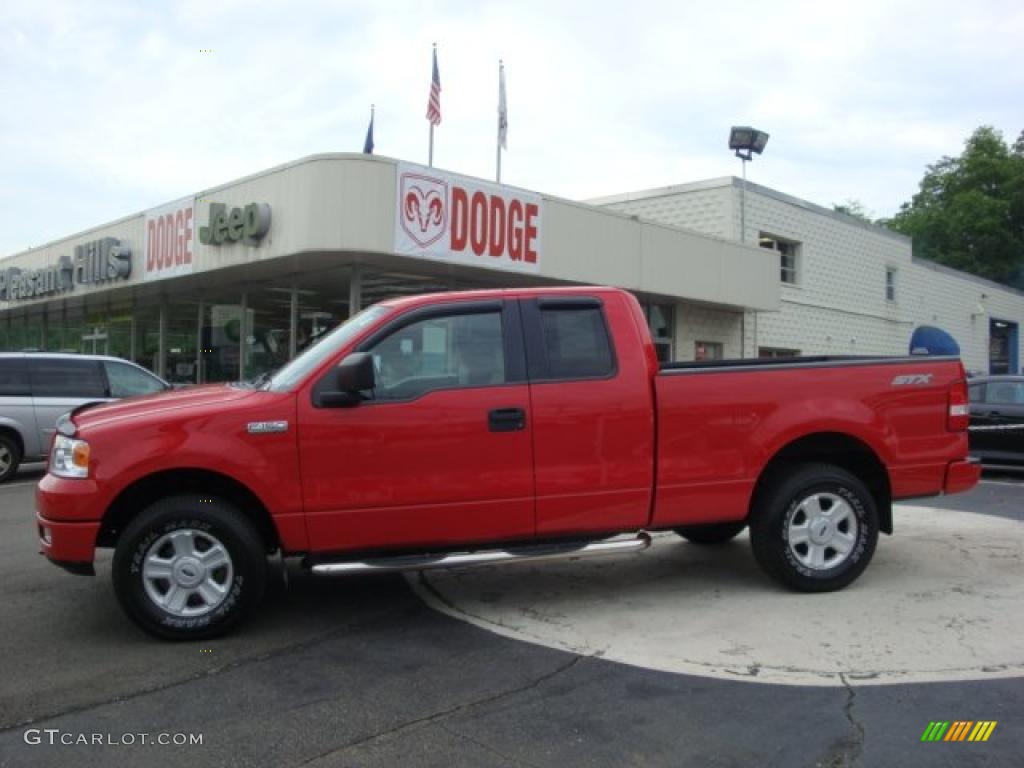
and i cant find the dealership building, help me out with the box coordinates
[0,153,1021,382]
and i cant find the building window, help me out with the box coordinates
[694,341,724,361]
[759,233,801,285]
[759,346,800,358]
[885,268,897,302]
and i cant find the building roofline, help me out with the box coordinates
[589,176,913,244]
[912,256,1024,298]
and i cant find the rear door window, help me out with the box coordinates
[0,359,30,396]
[533,303,615,380]
[29,358,107,398]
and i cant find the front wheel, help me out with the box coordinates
[749,464,879,592]
[113,495,267,640]
[0,434,21,484]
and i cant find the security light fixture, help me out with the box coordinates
[728,125,770,243]
[729,126,770,161]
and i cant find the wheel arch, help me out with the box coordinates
[750,432,893,534]
[98,468,282,553]
[0,424,26,458]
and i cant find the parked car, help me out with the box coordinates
[0,353,169,483]
[968,375,1024,469]
[35,287,978,640]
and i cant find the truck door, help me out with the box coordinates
[299,300,535,552]
[521,296,655,536]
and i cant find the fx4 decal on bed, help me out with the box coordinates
[892,374,933,386]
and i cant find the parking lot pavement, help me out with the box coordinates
[1,471,1021,767]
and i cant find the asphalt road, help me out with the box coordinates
[0,467,1020,767]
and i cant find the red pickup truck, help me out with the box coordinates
[37,287,979,639]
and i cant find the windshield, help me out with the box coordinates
[267,305,390,392]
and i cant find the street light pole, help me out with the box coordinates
[740,155,748,243]
[728,126,769,244]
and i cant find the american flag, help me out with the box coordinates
[426,47,441,126]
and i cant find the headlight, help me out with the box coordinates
[50,435,90,479]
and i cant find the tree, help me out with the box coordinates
[832,199,874,223]
[888,126,1024,285]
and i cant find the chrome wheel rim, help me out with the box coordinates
[786,492,859,571]
[142,529,234,617]
[0,445,11,475]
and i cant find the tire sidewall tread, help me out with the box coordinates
[750,463,879,592]
[112,495,266,641]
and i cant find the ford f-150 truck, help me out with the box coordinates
[36,287,980,639]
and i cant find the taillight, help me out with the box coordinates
[948,379,969,431]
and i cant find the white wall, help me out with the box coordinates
[601,180,1024,372]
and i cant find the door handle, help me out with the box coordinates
[488,407,526,432]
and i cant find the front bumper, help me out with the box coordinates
[36,473,104,575]
[36,512,100,574]
[944,458,982,495]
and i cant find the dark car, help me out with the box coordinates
[968,375,1024,469]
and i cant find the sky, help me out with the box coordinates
[2,0,1023,258]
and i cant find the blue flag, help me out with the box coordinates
[363,107,375,154]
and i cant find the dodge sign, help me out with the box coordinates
[394,162,541,273]
[144,197,196,282]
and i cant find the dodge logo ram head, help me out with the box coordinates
[399,173,448,248]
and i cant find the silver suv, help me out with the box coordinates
[0,353,169,483]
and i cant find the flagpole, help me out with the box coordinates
[496,60,503,183]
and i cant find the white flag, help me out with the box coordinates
[498,62,508,150]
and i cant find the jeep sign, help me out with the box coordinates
[199,203,271,246]
[394,162,541,273]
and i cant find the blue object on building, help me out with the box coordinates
[909,326,960,356]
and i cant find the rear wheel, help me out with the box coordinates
[0,434,21,484]
[749,464,878,592]
[673,521,746,545]
[113,495,267,640]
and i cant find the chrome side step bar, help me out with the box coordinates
[310,532,652,576]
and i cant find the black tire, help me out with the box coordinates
[0,433,22,484]
[673,521,746,545]
[112,495,267,640]
[749,463,879,592]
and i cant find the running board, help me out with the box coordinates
[310,532,652,576]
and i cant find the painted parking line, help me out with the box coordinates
[980,479,1024,487]
[411,505,1024,688]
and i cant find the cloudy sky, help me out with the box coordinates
[2,0,1022,257]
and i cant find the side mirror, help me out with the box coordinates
[320,352,375,407]
[337,352,375,391]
